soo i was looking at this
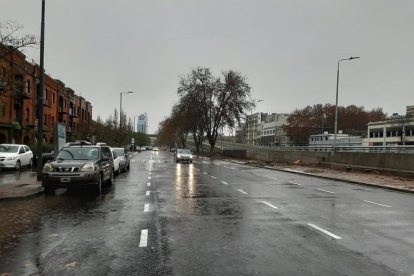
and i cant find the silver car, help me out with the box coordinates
[174,149,193,163]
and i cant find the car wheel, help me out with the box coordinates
[107,170,114,186]
[15,160,21,170]
[127,164,130,171]
[116,168,120,176]
[94,174,102,194]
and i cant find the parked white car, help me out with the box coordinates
[112,147,130,173]
[110,148,121,175]
[0,144,33,170]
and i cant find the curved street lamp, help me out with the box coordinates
[333,56,360,154]
[120,91,134,130]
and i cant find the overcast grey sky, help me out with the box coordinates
[2,0,413,133]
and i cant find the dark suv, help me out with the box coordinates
[41,144,114,195]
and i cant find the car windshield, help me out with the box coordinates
[56,147,99,160]
[177,149,191,154]
[0,145,19,153]
[113,148,125,156]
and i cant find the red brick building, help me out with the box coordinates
[0,43,92,145]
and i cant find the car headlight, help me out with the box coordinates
[177,154,181,158]
[6,156,17,160]
[189,154,193,159]
[80,163,95,172]
[42,163,53,173]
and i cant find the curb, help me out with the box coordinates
[0,186,44,201]
[0,177,44,201]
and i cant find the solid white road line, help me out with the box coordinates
[262,201,279,209]
[236,189,248,195]
[144,204,149,212]
[139,229,148,247]
[307,223,342,240]
[147,182,150,187]
[210,176,217,179]
[316,188,335,194]
[146,191,150,196]
[221,181,229,185]
[288,182,302,186]
[363,200,392,208]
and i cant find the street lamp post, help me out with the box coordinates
[333,57,360,155]
[119,91,134,145]
[36,0,46,181]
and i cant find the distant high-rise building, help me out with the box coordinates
[137,113,148,134]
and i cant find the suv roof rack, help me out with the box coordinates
[96,142,108,146]
[65,140,92,147]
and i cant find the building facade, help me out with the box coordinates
[137,113,148,134]
[365,106,414,146]
[308,132,362,147]
[244,112,292,147]
[0,43,92,145]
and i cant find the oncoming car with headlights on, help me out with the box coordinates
[174,148,193,163]
[41,144,114,195]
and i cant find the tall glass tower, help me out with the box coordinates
[137,113,148,134]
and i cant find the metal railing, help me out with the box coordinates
[190,139,414,154]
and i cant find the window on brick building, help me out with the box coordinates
[25,80,30,95]
[0,102,5,117]
[25,108,30,122]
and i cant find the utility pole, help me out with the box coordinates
[36,0,45,181]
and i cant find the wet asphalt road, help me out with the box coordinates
[0,150,413,275]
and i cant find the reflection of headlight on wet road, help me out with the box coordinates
[189,164,195,195]
[175,163,182,196]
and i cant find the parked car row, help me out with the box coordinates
[41,142,130,195]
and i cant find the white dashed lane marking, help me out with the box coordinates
[308,223,342,240]
[316,188,335,194]
[288,182,302,186]
[261,201,279,209]
[221,181,229,185]
[210,176,217,179]
[235,189,248,195]
[139,229,148,247]
[146,191,150,196]
[363,200,392,208]
[147,182,150,187]
[144,204,149,212]
[203,172,208,175]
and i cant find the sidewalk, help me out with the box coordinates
[0,177,43,201]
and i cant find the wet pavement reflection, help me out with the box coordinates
[0,167,36,185]
[0,186,114,259]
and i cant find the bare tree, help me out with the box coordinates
[177,68,254,153]
[0,20,38,58]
